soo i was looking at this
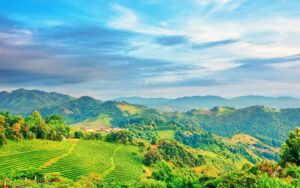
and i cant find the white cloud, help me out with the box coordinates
[109,4,180,35]
[109,4,139,30]
[184,17,300,58]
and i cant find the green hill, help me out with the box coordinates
[38,96,104,124]
[172,106,300,147]
[39,97,159,126]
[0,89,74,115]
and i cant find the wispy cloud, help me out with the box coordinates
[1,0,300,98]
[108,4,179,35]
[192,39,238,49]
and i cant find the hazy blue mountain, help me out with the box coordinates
[115,95,300,111]
[0,89,74,115]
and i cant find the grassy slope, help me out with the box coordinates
[158,130,175,139]
[117,103,142,115]
[0,140,143,183]
[71,114,112,128]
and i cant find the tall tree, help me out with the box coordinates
[280,127,300,166]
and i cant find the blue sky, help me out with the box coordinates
[0,0,300,99]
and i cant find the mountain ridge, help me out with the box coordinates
[115,95,300,111]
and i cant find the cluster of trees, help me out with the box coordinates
[143,140,203,168]
[175,131,219,148]
[72,129,134,144]
[105,130,133,144]
[0,111,70,146]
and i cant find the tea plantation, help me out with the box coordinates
[0,140,143,183]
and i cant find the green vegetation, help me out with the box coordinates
[1,90,300,187]
[39,96,104,124]
[3,89,299,150]
[0,111,70,144]
[0,140,73,175]
[280,128,300,166]
[172,106,300,147]
[158,130,175,139]
[0,140,143,186]
[0,89,73,116]
[105,130,134,144]
[43,140,142,183]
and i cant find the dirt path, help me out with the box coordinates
[101,145,123,178]
[40,140,78,169]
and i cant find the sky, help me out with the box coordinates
[0,0,300,99]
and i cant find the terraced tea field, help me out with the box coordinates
[0,140,143,183]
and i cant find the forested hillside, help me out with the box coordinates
[1,89,300,148]
[171,106,300,147]
[0,111,299,187]
[0,89,74,115]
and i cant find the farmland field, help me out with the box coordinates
[0,140,143,183]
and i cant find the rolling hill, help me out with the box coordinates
[0,89,74,115]
[38,96,156,125]
[171,106,300,147]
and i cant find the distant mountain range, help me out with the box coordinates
[1,89,300,115]
[115,95,300,111]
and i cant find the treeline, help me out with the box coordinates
[0,111,70,146]
[0,110,139,147]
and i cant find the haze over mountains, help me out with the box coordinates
[116,95,300,112]
[2,89,300,115]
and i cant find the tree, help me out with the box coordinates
[0,114,5,126]
[74,131,84,139]
[144,150,162,166]
[46,115,70,137]
[0,124,6,146]
[0,132,6,147]
[280,127,300,166]
[151,135,159,145]
[106,130,133,144]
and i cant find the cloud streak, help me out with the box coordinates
[0,0,300,98]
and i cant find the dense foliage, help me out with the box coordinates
[0,111,70,144]
[1,89,300,187]
[171,106,300,147]
[105,130,133,144]
[0,89,73,115]
[280,128,300,166]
